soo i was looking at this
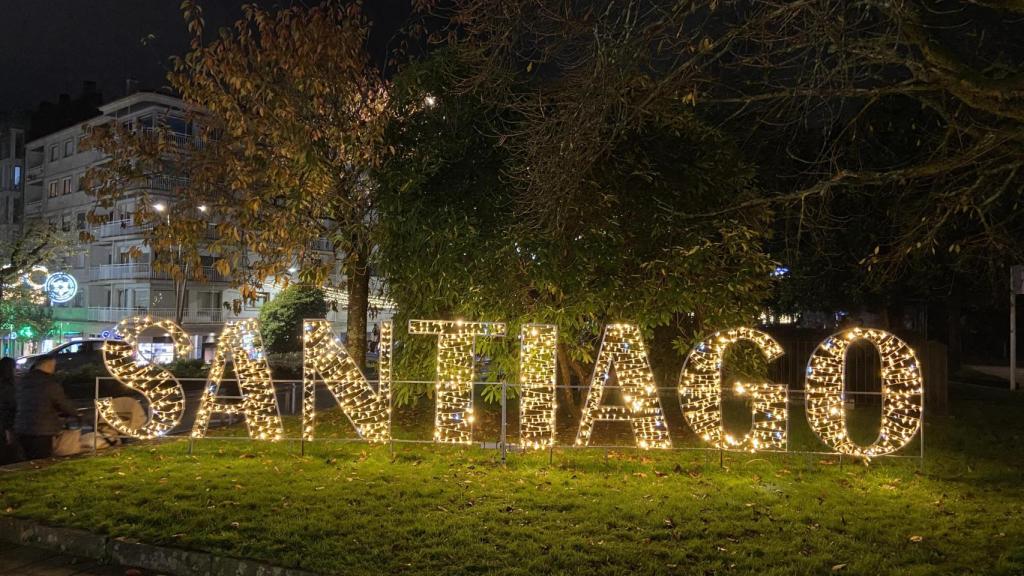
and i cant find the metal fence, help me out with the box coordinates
[86,376,924,466]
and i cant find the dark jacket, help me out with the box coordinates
[0,378,14,433]
[14,369,77,436]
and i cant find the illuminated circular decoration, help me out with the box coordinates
[43,272,78,303]
[21,265,49,290]
[804,328,923,458]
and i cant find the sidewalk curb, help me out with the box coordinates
[0,516,318,576]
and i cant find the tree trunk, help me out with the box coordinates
[556,343,575,410]
[346,246,370,370]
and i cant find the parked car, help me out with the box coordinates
[17,339,115,374]
[16,339,129,400]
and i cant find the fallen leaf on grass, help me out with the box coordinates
[831,563,847,571]
[909,535,923,543]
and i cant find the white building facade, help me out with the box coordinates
[21,92,384,360]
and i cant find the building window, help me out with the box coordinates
[197,291,222,309]
[76,212,87,230]
[11,165,20,187]
[61,214,71,232]
[49,144,58,162]
[64,139,74,157]
[48,181,58,198]
[62,177,72,195]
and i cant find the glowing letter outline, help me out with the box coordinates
[575,323,671,449]
[519,323,557,449]
[805,328,923,458]
[191,319,284,441]
[408,319,506,444]
[679,327,787,451]
[98,317,190,438]
[302,319,392,443]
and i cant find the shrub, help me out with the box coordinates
[258,286,329,354]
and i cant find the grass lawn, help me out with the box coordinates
[1,382,1022,575]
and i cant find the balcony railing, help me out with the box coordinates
[87,263,231,283]
[93,221,153,238]
[141,127,204,151]
[89,263,154,281]
[53,306,348,327]
[309,238,334,252]
[75,307,229,324]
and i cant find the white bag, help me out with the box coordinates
[53,429,82,456]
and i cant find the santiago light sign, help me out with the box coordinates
[99,316,924,460]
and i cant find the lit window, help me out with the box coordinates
[62,177,72,195]
[11,166,20,187]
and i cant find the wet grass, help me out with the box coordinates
[0,383,1021,575]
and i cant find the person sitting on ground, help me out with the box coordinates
[14,355,77,460]
[0,357,19,463]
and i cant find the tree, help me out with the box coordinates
[404,0,1023,373]
[258,285,328,354]
[0,282,53,351]
[83,1,388,367]
[422,0,1023,282]
[0,223,66,349]
[0,222,68,301]
[376,50,776,406]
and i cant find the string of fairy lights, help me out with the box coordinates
[96,313,924,459]
[408,319,506,444]
[805,327,923,458]
[302,319,392,443]
[98,316,190,438]
[518,324,558,449]
[679,328,788,451]
[575,323,672,449]
[191,319,284,441]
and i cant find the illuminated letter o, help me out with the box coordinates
[805,328,923,458]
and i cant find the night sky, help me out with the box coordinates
[0,0,410,114]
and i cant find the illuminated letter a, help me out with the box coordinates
[575,324,671,449]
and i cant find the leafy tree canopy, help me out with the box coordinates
[376,50,776,402]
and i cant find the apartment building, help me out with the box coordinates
[21,92,382,360]
[0,113,27,245]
